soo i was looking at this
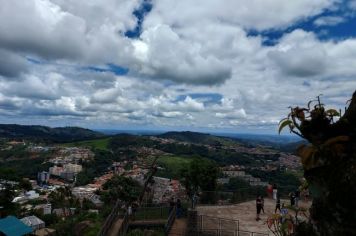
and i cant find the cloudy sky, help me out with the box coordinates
[0,0,355,134]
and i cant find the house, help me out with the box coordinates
[34,204,51,215]
[37,172,50,185]
[20,216,45,231]
[0,216,33,236]
[52,208,75,217]
[25,190,40,200]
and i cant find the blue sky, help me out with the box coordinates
[0,0,355,134]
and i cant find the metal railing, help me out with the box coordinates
[118,212,130,236]
[165,207,176,235]
[168,229,269,236]
[97,199,121,236]
[133,206,170,221]
[98,154,159,236]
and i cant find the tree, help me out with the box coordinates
[180,158,219,204]
[100,175,142,204]
[279,91,356,235]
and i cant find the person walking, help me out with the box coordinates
[256,196,262,221]
[261,196,265,214]
[275,196,281,213]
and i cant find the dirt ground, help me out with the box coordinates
[197,198,311,235]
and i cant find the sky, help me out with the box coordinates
[0,0,356,134]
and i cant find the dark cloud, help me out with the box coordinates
[0,50,28,78]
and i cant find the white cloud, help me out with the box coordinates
[144,0,338,31]
[131,24,232,84]
[0,0,354,133]
[314,16,345,26]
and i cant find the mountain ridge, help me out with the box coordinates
[0,124,105,142]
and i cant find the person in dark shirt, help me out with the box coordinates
[290,192,295,206]
[176,199,182,218]
[295,189,300,207]
[261,196,265,214]
[256,196,262,220]
[275,196,281,213]
[169,198,175,214]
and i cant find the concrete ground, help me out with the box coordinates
[197,198,311,235]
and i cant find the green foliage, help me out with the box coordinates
[180,158,219,202]
[0,184,20,216]
[156,155,192,179]
[48,187,79,210]
[247,169,300,196]
[109,134,158,149]
[0,157,52,179]
[158,131,234,145]
[63,137,111,151]
[101,175,142,204]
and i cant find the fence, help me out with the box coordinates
[165,206,176,234]
[97,199,121,236]
[168,228,269,236]
[133,206,170,221]
[192,215,268,236]
[195,188,297,207]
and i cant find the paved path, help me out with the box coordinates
[169,219,187,236]
[107,218,123,236]
[197,198,311,235]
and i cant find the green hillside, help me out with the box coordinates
[157,131,237,146]
[63,137,112,150]
[0,124,105,142]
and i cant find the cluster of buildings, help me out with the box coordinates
[0,215,54,236]
[49,163,83,181]
[151,177,186,203]
[48,147,94,165]
[279,153,302,170]
[220,169,269,187]
[35,147,94,184]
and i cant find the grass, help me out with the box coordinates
[156,155,193,179]
[62,137,111,151]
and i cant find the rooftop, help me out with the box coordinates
[0,216,33,236]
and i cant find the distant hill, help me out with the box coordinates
[157,131,237,145]
[0,124,105,142]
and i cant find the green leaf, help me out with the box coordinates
[278,119,293,134]
[326,109,340,117]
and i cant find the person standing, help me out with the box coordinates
[127,205,132,219]
[290,192,295,206]
[295,189,300,207]
[256,196,262,221]
[169,198,175,214]
[267,183,273,198]
[273,184,278,200]
[261,196,265,214]
[275,196,281,213]
[176,199,182,218]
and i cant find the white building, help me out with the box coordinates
[21,215,45,231]
[63,163,82,173]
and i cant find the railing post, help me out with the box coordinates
[218,219,221,236]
